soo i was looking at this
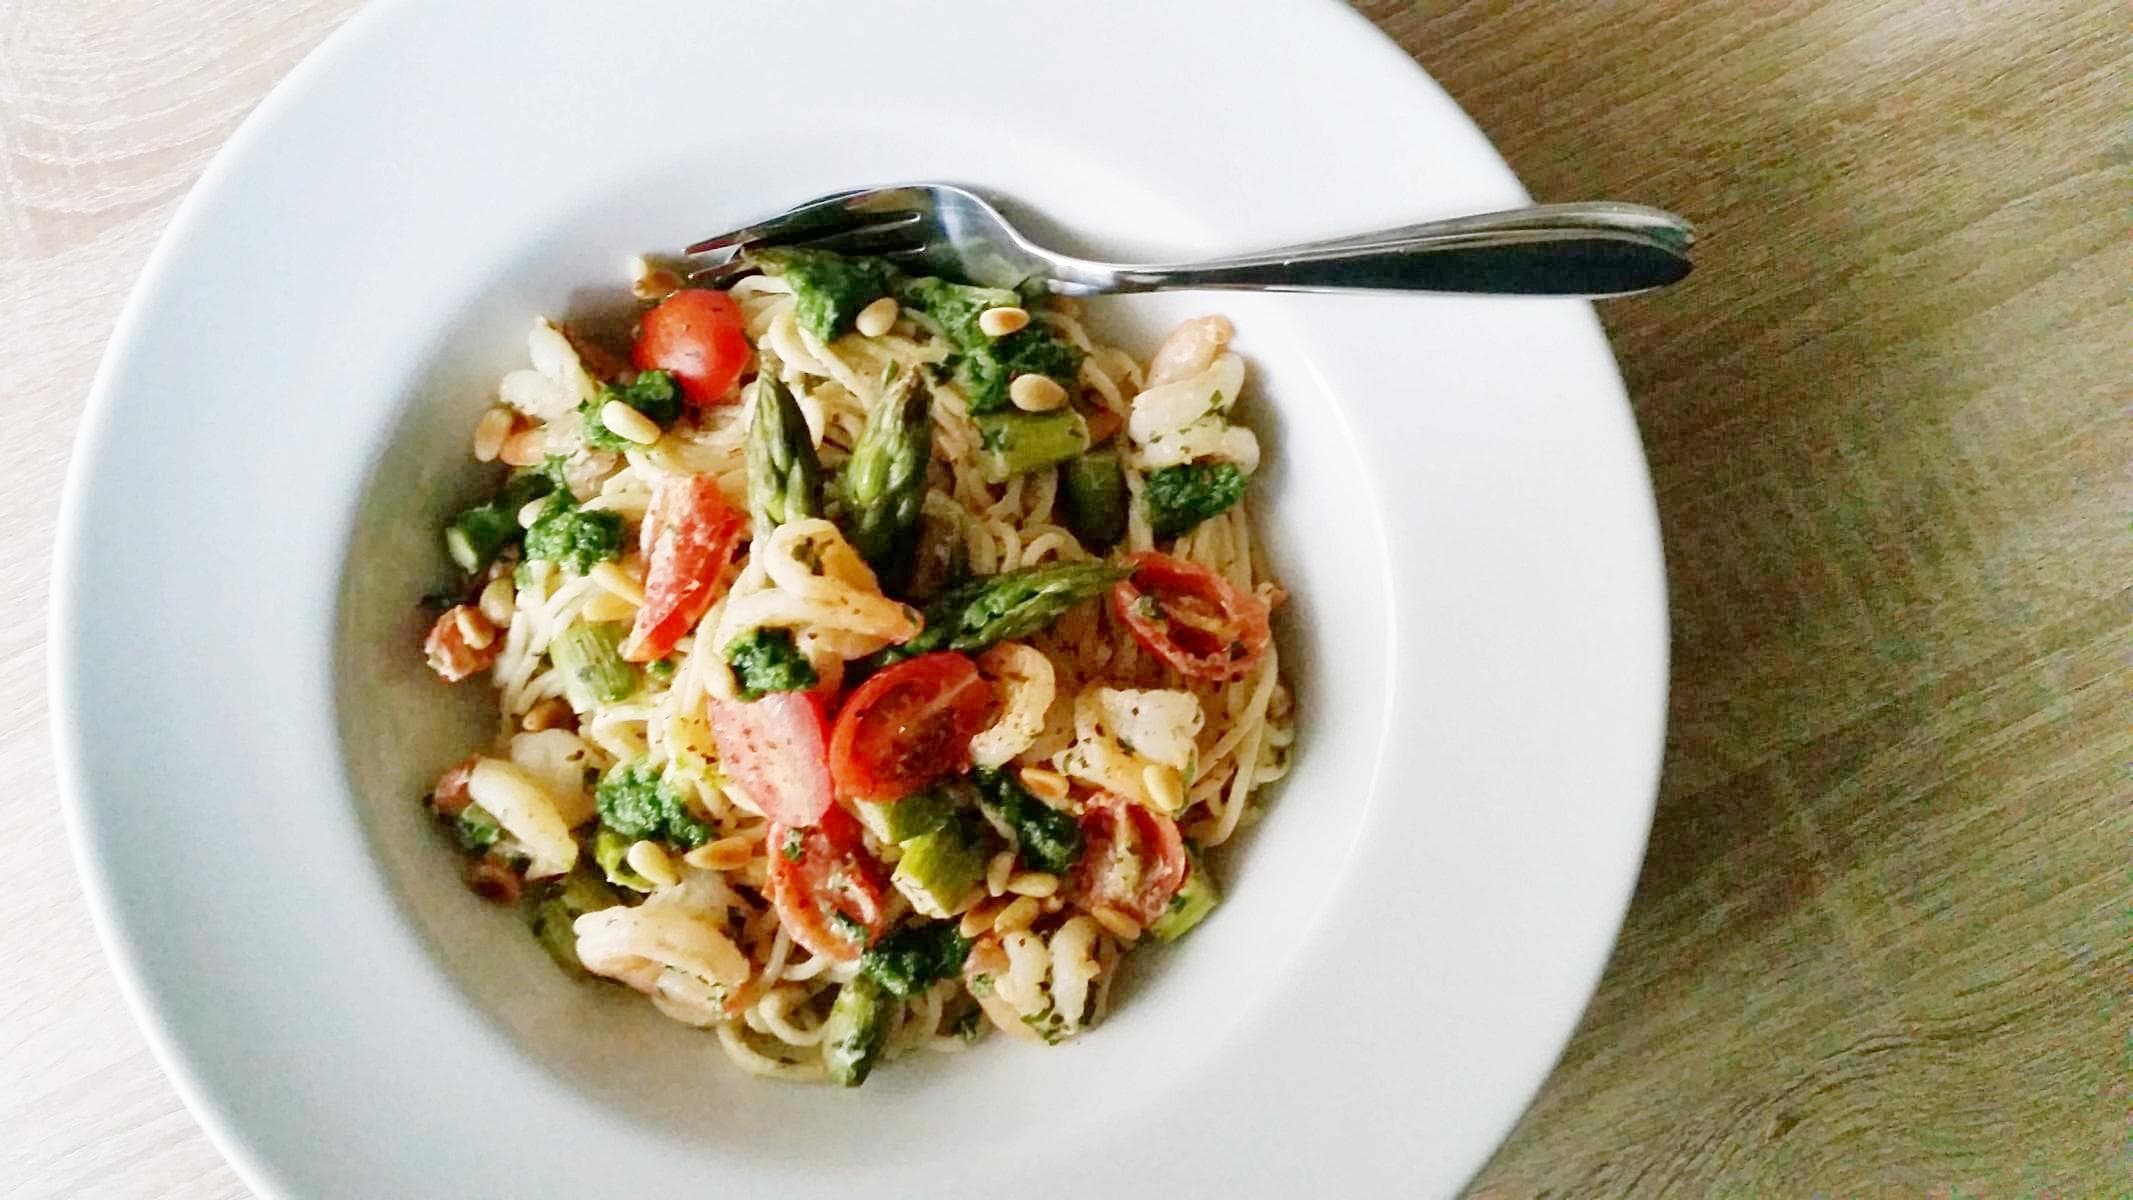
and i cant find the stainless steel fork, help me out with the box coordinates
[686,183,1693,298]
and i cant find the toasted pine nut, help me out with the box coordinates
[517,496,551,528]
[1006,871,1060,899]
[452,606,495,651]
[1008,373,1068,413]
[589,559,646,605]
[521,697,573,732]
[854,296,900,338]
[1143,763,1185,813]
[684,835,756,872]
[985,849,1017,897]
[472,407,516,463]
[977,305,1030,337]
[993,896,1040,934]
[1018,766,1069,803]
[959,897,1007,938]
[1041,895,1065,914]
[600,399,662,446]
[477,577,515,626]
[498,426,548,467]
[630,255,683,301]
[1090,906,1142,941]
[581,589,637,623]
[626,840,680,889]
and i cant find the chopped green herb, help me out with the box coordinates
[894,275,1083,414]
[750,247,898,341]
[523,491,624,575]
[725,627,818,700]
[1146,461,1248,538]
[781,827,808,862]
[580,369,682,450]
[594,760,712,849]
[860,922,973,998]
[972,766,1085,874]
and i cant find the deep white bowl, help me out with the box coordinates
[52,2,1665,1196]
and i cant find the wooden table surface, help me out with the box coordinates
[3,2,2125,1195]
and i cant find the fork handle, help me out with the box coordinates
[1080,203,1694,298]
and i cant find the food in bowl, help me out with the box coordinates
[417,248,1294,1084]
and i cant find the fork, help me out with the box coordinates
[686,183,1693,298]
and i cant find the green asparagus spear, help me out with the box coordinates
[549,621,637,706]
[522,865,622,976]
[822,974,896,1086]
[880,560,1130,664]
[837,368,932,593]
[744,363,823,538]
[1060,449,1127,549]
[973,409,1090,482]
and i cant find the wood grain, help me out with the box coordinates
[1,2,2126,1196]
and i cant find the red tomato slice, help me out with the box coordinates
[705,691,834,826]
[1067,794,1188,926]
[623,474,746,662]
[828,652,993,803]
[767,806,888,962]
[1109,551,1272,683]
[634,288,751,406]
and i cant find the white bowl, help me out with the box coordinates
[52,2,1665,1196]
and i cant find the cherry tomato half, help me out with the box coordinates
[828,652,992,803]
[705,691,835,826]
[1109,551,1271,683]
[767,805,888,962]
[623,473,746,663]
[634,288,751,407]
[1067,793,1188,927]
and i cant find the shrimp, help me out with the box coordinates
[574,897,750,1026]
[967,642,1057,769]
[1145,315,1234,388]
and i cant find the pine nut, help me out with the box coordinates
[959,897,1007,938]
[581,589,637,624]
[498,426,548,467]
[1143,763,1185,813]
[1050,296,1083,317]
[1018,766,1069,803]
[993,896,1040,934]
[1006,871,1059,898]
[520,697,574,732]
[1008,373,1068,413]
[854,296,900,338]
[985,849,1017,897]
[600,399,662,446]
[477,577,515,626]
[626,840,680,889]
[518,496,551,528]
[1091,906,1142,942]
[589,560,645,605]
[684,835,756,872]
[630,256,683,301]
[977,305,1030,337]
[471,407,516,463]
[452,606,495,651]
